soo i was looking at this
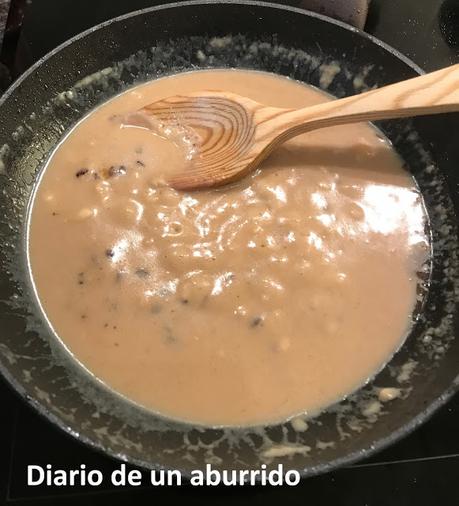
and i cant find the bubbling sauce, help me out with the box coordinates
[29,70,429,426]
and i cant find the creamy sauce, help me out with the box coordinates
[28,70,429,426]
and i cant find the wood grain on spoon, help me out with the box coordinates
[140,64,459,190]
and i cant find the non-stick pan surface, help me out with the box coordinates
[0,1,458,477]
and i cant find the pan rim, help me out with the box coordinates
[0,0,426,109]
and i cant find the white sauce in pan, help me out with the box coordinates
[29,70,429,426]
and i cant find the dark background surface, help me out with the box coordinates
[3,0,459,77]
[1,0,459,504]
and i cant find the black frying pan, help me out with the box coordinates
[0,0,458,477]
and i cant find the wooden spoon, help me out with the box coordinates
[140,64,459,190]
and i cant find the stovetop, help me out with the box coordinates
[1,1,459,504]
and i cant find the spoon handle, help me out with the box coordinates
[267,64,459,140]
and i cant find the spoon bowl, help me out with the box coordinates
[141,92,277,189]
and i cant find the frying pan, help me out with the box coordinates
[0,0,458,477]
